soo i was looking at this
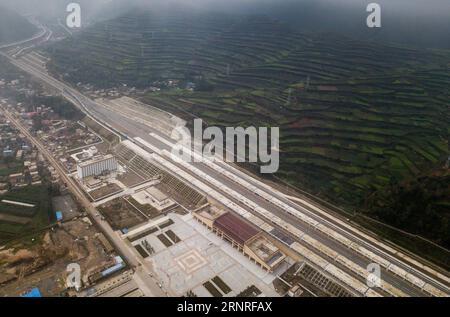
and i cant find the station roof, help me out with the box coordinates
[214,212,260,245]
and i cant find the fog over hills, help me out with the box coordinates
[1,0,449,48]
[0,5,37,44]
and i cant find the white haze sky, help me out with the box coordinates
[1,0,449,18]
[0,0,449,48]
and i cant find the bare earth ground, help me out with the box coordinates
[0,218,111,296]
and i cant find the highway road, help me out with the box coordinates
[1,37,449,297]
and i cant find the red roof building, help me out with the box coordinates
[193,208,286,272]
[214,212,260,245]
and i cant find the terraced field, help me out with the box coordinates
[148,66,449,203]
[47,10,305,87]
[46,10,450,249]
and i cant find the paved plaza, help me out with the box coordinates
[130,213,279,297]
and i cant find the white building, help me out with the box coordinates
[132,186,175,212]
[81,146,98,160]
[77,154,117,179]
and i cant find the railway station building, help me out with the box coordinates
[193,207,286,272]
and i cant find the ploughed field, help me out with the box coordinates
[45,10,450,248]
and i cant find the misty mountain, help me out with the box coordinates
[0,5,37,44]
[3,0,449,49]
[99,0,450,49]
[260,0,450,49]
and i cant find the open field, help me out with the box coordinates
[98,197,147,231]
[0,162,23,177]
[0,185,53,245]
[0,214,31,225]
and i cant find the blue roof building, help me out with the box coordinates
[101,256,125,277]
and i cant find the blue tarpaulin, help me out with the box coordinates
[21,287,42,297]
[56,211,63,221]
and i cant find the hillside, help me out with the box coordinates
[45,9,450,248]
[365,168,450,248]
[0,6,37,44]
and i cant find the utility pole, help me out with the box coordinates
[286,87,292,106]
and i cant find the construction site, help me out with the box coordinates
[0,213,125,297]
